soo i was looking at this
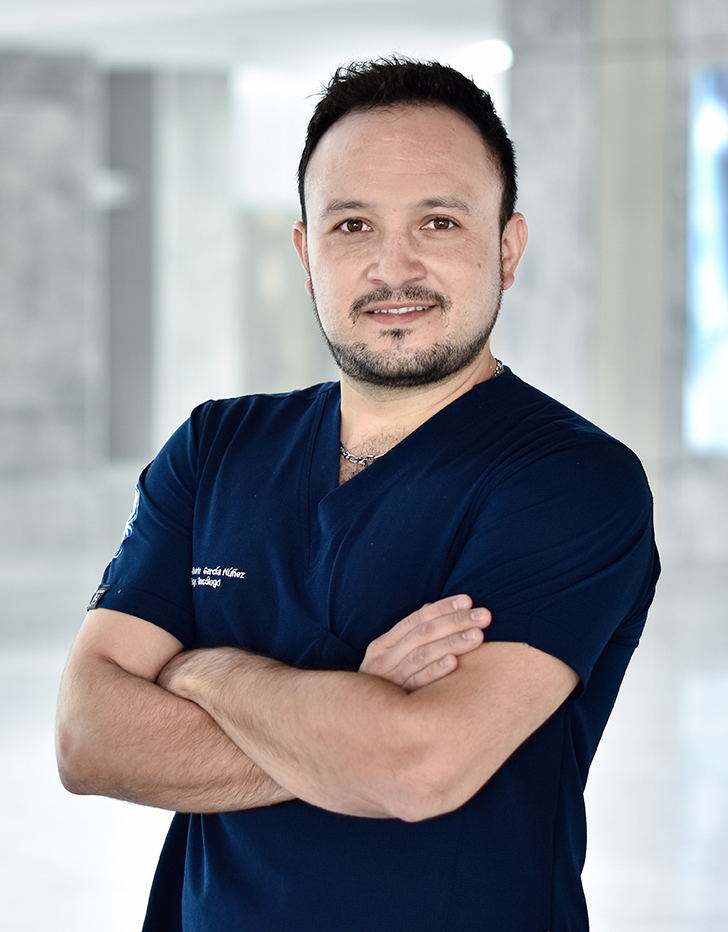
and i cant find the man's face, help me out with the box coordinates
[293,104,526,389]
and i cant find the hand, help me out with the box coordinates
[157,647,236,700]
[156,649,196,696]
[359,595,491,692]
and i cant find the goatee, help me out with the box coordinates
[311,285,502,389]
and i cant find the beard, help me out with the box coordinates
[311,284,502,389]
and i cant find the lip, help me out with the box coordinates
[362,303,436,324]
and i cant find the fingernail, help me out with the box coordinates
[452,595,469,610]
[462,628,478,640]
[470,608,488,622]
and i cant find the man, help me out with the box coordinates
[56,59,660,931]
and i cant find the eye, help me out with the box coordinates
[337,218,372,233]
[424,216,457,230]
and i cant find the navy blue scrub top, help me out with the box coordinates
[96,371,660,932]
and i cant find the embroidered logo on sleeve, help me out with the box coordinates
[114,486,140,559]
[191,566,246,589]
[87,585,112,611]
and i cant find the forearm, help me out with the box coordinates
[159,649,429,820]
[159,638,578,823]
[56,652,293,813]
[155,597,494,819]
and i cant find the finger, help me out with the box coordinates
[372,595,474,649]
[361,606,490,680]
[393,608,490,663]
[371,601,486,661]
[391,625,485,685]
[402,653,459,692]
[361,608,488,680]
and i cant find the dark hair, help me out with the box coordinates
[297,57,517,232]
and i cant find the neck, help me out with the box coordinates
[338,347,499,449]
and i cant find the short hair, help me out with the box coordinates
[297,57,517,232]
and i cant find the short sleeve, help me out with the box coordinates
[442,435,660,687]
[93,405,209,646]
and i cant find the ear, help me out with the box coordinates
[500,213,528,291]
[293,221,313,296]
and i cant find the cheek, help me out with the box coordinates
[308,272,348,329]
[310,255,357,302]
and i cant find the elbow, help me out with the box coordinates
[386,783,470,824]
[363,709,490,823]
[57,763,91,796]
[378,751,483,824]
[386,795,445,824]
[55,733,86,795]
[55,721,100,796]
[384,778,463,824]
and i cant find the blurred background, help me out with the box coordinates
[0,0,727,929]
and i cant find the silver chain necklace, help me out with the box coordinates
[339,359,505,467]
[339,444,387,467]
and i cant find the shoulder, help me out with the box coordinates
[180,382,339,458]
[459,371,651,508]
[140,381,338,497]
[478,370,619,450]
[190,381,338,435]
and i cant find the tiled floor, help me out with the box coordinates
[1,466,726,931]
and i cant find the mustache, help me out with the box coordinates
[350,286,450,320]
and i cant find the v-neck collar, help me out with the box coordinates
[311,371,512,518]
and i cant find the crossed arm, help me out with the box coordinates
[56,598,578,821]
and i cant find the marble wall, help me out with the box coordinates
[0,52,101,473]
[502,0,728,554]
[104,70,244,457]
[496,0,595,418]
[105,71,154,460]
[500,0,675,472]
[0,60,247,468]
[152,72,244,450]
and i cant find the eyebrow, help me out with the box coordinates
[321,196,473,215]
[416,196,472,213]
[322,200,373,214]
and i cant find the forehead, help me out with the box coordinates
[304,104,501,210]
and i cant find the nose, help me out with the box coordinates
[365,231,427,289]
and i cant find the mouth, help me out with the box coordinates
[368,305,434,315]
[351,289,449,323]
